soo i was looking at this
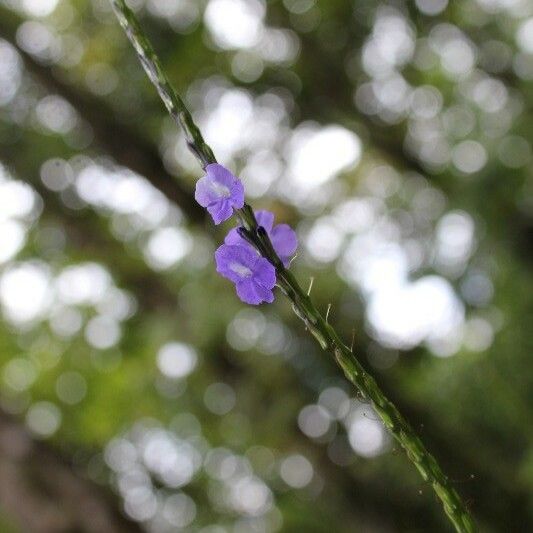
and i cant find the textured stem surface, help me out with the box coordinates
[110,1,476,531]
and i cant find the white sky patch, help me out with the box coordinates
[0,179,35,221]
[110,175,155,214]
[143,226,192,270]
[157,342,198,379]
[463,317,494,352]
[35,95,78,135]
[74,163,174,232]
[287,124,362,190]
[451,140,487,174]
[40,158,74,192]
[0,262,52,326]
[340,237,409,296]
[440,38,476,78]
[347,415,387,458]
[229,475,272,516]
[56,263,112,306]
[280,454,313,488]
[471,78,508,113]
[75,164,114,205]
[362,9,415,77]
[240,150,282,198]
[372,74,411,114]
[343,403,389,458]
[231,50,264,83]
[96,287,137,322]
[435,211,476,269]
[410,85,443,119]
[516,18,533,54]
[182,83,288,170]
[22,0,59,17]
[305,217,344,263]
[0,39,22,106]
[0,220,26,263]
[85,315,121,350]
[26,401,61,438]
[366,275,464,351]
[256,28,300,64]
[104,438,139,473]
[49,306,83,338]
[318,387,350,420]
[226,308,266,351]
[428,25,477,80]
[140,429,202,489]
[375,11,415,67]
[201,89,254,161]
[16,21,58,63]
[163,493,197,528]
[3,358,37,392]
[335,200,471,356]
[124,490,157,522]
[333,198,381,233]
[298,404,333,439]
[204,0,265,49]
[204,448,241,481]
[415,0,448,16]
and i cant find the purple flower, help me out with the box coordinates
[225,210,298,267]
[195,163,244,224]
[215,244,276,305]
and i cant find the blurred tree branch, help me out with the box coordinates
[0,410,143,533]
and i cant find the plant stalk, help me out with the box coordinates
[110,1,476,530]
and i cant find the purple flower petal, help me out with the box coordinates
[224,227,243,246]
[215,244,276,305]
[253,256,277,288]
[255,210,274,232]
[207,199,233,225]
[208,163,238,186]
[236,279,274,305]
[224,210,298,267]
[230,180,245,206]
[270,223,298,266]
[195,164,244,224]
[215,244,256,283]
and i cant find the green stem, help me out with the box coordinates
[110,0,215,169]
[110,1,476,531]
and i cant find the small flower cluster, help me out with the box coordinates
[195,164,297,305]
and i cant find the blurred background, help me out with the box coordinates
[0,0,532,531]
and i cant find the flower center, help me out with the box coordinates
[229,261,252,278]
[209,180,231,198]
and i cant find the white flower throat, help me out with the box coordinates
[229,262,252,278]
[210,181,231,198]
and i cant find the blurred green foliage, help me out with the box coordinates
[0,0,532,531]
